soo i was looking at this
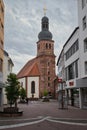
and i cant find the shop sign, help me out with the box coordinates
[58,78,62,83]
[69,81,74,86]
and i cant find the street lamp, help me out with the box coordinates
[58,78,67,109]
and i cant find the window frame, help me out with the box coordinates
[83,16,86,30]
[85,62,87,75]
[84,38,87,52]
[31,81,35,94]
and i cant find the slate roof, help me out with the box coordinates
[38,16,52,41]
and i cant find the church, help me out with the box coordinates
[17,13,56,99]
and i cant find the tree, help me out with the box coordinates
[43,89,48,96]
[5,73,20,108]
[42,89,49,102]
[20,87,26,101]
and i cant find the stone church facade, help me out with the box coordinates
[17,15,56,99]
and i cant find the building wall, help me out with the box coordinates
[64,29,79,68]
[64,28,79,86]
[57,49,65,80]
[57,28,80,107]
[37,39,56,97]
[18,77,26,89]
[37,40,54,56]
[18,77,39,98]
[3,51,14,104]
[3,51,13,82]
[57,0,87,108]
[0,0,4,106]
[0,0,4,82]
[27,77,39,98]
[37,54,56,97]
[78,0,87,78]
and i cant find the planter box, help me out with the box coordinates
[0,107,23,117]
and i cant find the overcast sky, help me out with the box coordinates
[4,0,78,74]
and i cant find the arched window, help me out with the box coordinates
[49,44,51,49]
[42,24,45,29]
[31,81,35,94]
[46,43,48,49]
[46,23,48,28]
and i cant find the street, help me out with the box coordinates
[0,100,87,130]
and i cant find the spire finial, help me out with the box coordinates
[43,5,47,16]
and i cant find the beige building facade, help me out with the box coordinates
[0,0,4,106]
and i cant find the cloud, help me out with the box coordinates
[4,0,78,74]
[7,49,35,73]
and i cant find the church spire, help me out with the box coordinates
[43,6,47,16]
[38,8,53,41]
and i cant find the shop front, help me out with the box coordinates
[76,78,87,109]
[66,88,79,107]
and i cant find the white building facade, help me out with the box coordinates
[3,50,14,104]
[64,27,80,108]
[57,49,65,93]
[18,77,39,99]
[57,0,87,109]
[76,0,87,108]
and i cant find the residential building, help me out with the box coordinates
[3,50,14,104]
[0,0,4,106]
[57,0,87,109]
[56,48,65,92]
[77,0,87,108]
[64,27,79,107]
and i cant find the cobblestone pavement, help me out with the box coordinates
[0,100,87,130]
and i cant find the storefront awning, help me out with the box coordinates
[76,77,87,88]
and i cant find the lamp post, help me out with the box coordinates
[58,78,67,109]
[61,81,64,109]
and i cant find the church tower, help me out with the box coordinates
[17,10,56,99]
[37,13,56,97]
